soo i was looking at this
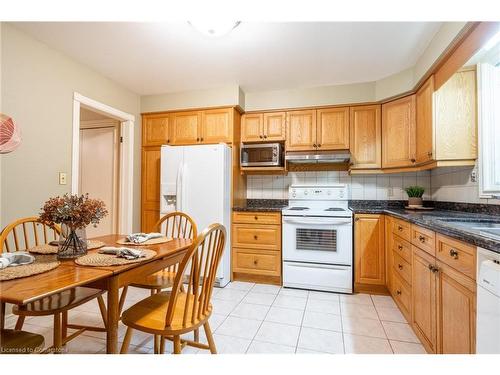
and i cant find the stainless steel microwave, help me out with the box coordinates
[240,143,282,167]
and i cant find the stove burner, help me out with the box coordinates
[324,207,345,212]
[288,207,310,211]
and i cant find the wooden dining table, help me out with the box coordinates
[0,234,192,353]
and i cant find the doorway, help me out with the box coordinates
[79,108,120,237]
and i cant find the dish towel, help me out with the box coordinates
[99,247,146,260]
[0,251,35,269]
[126,232,163,244]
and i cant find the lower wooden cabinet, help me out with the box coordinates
[232,211,281,285]
[354,214,385,292]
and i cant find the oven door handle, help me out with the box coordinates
[282,218,352,226]
[286,263,349,271]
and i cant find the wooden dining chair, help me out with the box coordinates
[120,223,226,354]
[0,217,107,353]
[0,329,45,354]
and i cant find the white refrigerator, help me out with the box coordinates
[160,143,232,287]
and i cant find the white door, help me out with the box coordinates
[79,126,119,237]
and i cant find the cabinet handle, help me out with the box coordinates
[254,235,258,240]
[396,290,402,295]
[313,144,317,148]
[418,235,426,243]
[259,135,264,139]
[398,226,403,231]
[427,151,433,157]
[398,245,403,250]
[428,264,439,273]
[449,249,459,259]
[411,158,416,163]
[200,137,204,142]
[196,137,200,142]
[167,139,170,143]
[317,144,321,148]
[355,217,360,222]
[254,260,258,265]
[263,135,267,139]
[254,216,258,220]
[398,264,403,270]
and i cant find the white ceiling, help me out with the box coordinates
[12,22,442,96]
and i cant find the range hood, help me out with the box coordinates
[285,150,351,164]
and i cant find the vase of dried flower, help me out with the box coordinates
[58,224,88,259]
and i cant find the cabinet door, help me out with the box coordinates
[142,209,160,233]
[171,111,201,145]
[316,107,350,150]
[241,113,263,142]
[142,115,170,146]
[436,261,476,354]
[415,76,435,164]
[412,246,438,353]
[349,105,381,168]
[354,214,385,286]
[201,108,232,144]
[141,147,161,231]
[263,112,286,141]
[382,95,416,168]
[286,110,317,151]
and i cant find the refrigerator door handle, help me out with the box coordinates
[176,163,183,211]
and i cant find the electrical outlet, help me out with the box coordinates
[470,170,477,183]
[387,187,394,197]
[59,172,67,185]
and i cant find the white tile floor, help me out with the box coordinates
[6,281,427,354]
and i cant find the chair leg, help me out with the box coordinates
[173,335,181,354]
[14,315,25,330]
[97,295,107,328]
[154,334,160,354]
[203,322,217,354]
[194,328,199,343]
[118,286,128,315]
[53,313,62,354]
[120,327,133,354]
[62,311,68,343]
[160,336,165,354]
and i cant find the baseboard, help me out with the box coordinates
[232,272,281,286]
[354,282,389,295]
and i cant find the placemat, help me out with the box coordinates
[0,255,60,281]
[74,249,156,267]
[28,240,106,254]
[115,237,170,246]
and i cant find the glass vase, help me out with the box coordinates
[58,224,88,259]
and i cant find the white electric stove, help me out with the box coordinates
[282,185,353,294]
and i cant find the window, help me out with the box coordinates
[478,41,500,198]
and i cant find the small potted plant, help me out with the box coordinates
[404,186,425,207]
[40,194,108,259]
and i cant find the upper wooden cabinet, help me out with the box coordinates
[415,76,435,164]
[382,95,416,168]
[316,107,350,150]
[350,105,382,169]
[241,113,264,142]
[143,114,170,146]
[263,112,286,141]
[286,110,317,151]
[354,214,385,289]
[241,112,286,142]
[171,111,202,145]
[201,108,233,144]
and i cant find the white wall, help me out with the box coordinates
[1,24,142,230]
[247,171,431,201]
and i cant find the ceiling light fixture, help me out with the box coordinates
[188,21,241,37]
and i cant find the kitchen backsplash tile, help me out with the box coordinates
[246,171,432,201]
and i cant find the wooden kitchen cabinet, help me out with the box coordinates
[411,245,438,353]
[349,105,382,169]
[241,112,285,142]
[316,107,350,150]
[241,113,264,142]
[141,147,161,232]
[263,112,286,141]
[354,214,385,292]
[171,111,202,145]
[201,108,233,144]
[232,211,282,285]
[286,110,317,151]
[143,114,170,146]
[415,76,435,164]
[382,95,416,168]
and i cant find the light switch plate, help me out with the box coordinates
[59,172,67,185]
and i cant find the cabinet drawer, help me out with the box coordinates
[436,234,476,280]
[391,272,411,320]
[233,211,281,225]
[392,235,411,263]
[392,218,411,241]
[411,225,436,255]
[232,224,281,250]
[232,248,281,276]
[393,251,412,285]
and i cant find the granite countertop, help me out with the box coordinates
[233,199,500,254]
[349,201,500,254]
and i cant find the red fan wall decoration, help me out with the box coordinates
[0,113,22,154]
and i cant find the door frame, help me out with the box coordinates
[71,92,135,234]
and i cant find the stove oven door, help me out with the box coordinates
[282,216,352,265]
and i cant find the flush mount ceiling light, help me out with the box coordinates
[188,21,241,37]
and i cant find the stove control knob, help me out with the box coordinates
[304,191,308,195]
[292,193,296,198]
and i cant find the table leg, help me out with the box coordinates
[0,302,5,330]
[106,276,120,354]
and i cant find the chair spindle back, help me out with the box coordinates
[0,217,61,253]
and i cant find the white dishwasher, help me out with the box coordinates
[476,247,500,354]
